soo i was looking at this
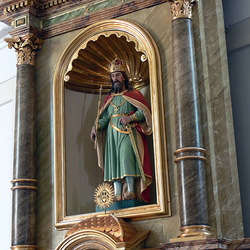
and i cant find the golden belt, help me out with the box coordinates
[110,114,130,134]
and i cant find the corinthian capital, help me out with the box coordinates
[168,0,197,20]
[5,34,43,66]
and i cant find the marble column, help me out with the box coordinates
[5,34,43,250]
[168,0,212,239]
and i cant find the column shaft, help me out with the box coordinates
[12,64,37,247]
[171,13,212,237]
[5,34,43,249]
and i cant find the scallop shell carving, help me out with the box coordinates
[64,34,149,94]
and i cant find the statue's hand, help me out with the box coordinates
[119,116,132,126]
[90,126,97,142]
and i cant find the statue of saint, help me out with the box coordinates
[91,59,152,203]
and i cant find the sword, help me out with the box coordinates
[123,125,146,183]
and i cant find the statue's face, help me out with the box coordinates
[111,71,125,93]
[111,71,125,85]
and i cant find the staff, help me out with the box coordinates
[94,85,103,149]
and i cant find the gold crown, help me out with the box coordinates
[108,58,125,73]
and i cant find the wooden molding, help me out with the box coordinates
[0,0,167,39]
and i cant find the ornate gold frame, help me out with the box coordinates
[54,19,171,229]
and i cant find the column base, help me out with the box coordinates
[170,225,213,243]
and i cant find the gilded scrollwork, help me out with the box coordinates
[64,30,150,93]
[168,0,197,20]
[5,35,43,65]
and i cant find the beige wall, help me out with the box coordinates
[35,1,243,248]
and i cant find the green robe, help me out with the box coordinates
[98,94,145,182]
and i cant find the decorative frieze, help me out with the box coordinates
[5,34,43,65]
[168,0,197,20]
[4,0,39,13]
[3,0,71,13]
[1,0,167,39]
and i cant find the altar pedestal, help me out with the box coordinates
[160,238,250,249]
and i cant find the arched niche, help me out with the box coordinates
[54,19,171,229]
[64,34,150,93]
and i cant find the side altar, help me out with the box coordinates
[1,0,246,249]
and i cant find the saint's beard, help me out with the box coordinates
[113,80,123,93]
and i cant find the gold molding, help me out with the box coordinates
[170,225,213,242]
[53,19,171,229]
[11,179,38,190]
[41,0,72,10]
[56,230,149,250]
[65,214,137,240]
[4,0,72,14]
[168,0,197,20]
[12,15,29,28]
[174,147,207,163]
[174,147,206,155]
[56,215,149,250]
[174,156,207,163]
[4,1,38,14]
[11,245,37,250]
[11,179,38,183]
[4,34,43,65]
[178,225,213,238]
[11,186,38,191]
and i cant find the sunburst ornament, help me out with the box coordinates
[94,183,115,213]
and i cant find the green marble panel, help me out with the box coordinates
[88,0,120,13]
[42,7,85,28]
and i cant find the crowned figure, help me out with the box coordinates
[91,58,152,203]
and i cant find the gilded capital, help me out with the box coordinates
[4,34,43,66]
[168,0,197,20]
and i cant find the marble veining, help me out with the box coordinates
[12,64,37,246]
[172,17,209,229]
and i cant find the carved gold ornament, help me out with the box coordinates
[94,183,115,212]
[56,214,149,250]
[108,58,126,73]
[4,0,70,13]
[168,0,197,20]
[5,34,43,66]
[64,33,149,94]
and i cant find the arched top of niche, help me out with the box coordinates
[64,33,149,93]
[54,19,161,94]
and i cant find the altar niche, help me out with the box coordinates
[54,19,171,229]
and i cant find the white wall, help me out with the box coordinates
[0,22,16,249]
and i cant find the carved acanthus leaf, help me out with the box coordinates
[168,0,197,20]
[4,34,43,65]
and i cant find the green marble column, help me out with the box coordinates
[5,35,43,250]
[168,0,212,239]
